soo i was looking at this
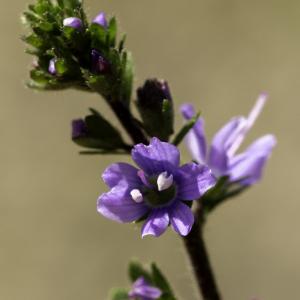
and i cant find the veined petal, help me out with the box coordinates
[176,163,216,200]
[169,201,194,236]
[141,208,169,238]
[102,163,141,188]
[181,104,207,164]
[208,116,246,176]
[97,185,148,223]
[228,134,276,185]
[132,137,180,175]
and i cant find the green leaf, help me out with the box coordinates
[73,108,126,150]
[55,58,68,75]
[119,51,133,106]
[90,23,107,49]
[23,34,44,49]
[108,17,117,47]
[110,288,129,300]
[172,111,201,146]
[151,263,175,297]
[128,261,152,283]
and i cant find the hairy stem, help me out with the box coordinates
[183,205,221,300]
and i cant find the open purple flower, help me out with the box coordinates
[128,277,162,300]
[97,138,216,237]
[181,94,277,185]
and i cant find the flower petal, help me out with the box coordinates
[176,163,216,200]
[102,163,140,188]
[129,277,162,299]
[141,208,169,238]
[208,116,246,176]
[181,104,207,164]
[169,202,194,236]
[97,185,148,223]
[132,137,180,175]
[228,134,276,185]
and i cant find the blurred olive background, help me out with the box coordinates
[1,0,299,299]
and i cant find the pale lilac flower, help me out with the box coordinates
[181,94,276,185]
[63,17,83,29]
[48,58,56,75]
[97,138,216,237]
[128,277,162,300]
[92,12,108,28]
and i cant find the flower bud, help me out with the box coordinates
[92,12,108,28]
[48,58,56,75]
[136,79,174,141]
[63,17,83,29]
[72,119,88,139]
[91,49,110,74]
[137,79,172,107]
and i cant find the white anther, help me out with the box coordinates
[130,189,144,203]
[157,172,173,191]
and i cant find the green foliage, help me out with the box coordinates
[22,0,133,104]
[127,261,177,300]
[72,108,128,151]
[202,176,249,214]
[110,288,129,300]
[172,111,201,146]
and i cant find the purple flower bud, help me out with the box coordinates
[137,79,173,108]
[72,119,88,139]
[63,17,83,29]
[128,277,162,300]
[91,49,110,74]
[48,58,56,75]
[92,12,108,28]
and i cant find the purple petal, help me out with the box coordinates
[141,208,169,238]
[132,137,180,176]
[48,58,56,75]
[176,163,216,200]
[71,119,88,139]
[129,277,162,299]
[63,17,83,29]
[208,116,246,176]
[97,186,148,223]
[181,104,207,164]
[169,202,194,236]
[102,163,140,188]
[228,134,276,185]
[92,12,108,28]
[226,93,268,157]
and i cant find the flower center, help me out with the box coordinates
[143,172,177,208]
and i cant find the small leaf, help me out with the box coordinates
[172,111,201,146]
[108,17,117,47]
[151,263,175,297]
[128,261,152,283]
[110,288,129,300]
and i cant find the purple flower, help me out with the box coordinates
[72,119,88,139]
[181,94,277,185]
[48,58,56,75]
[91,49,110,74]
[128,277,162,300]
[92,12,108,28]
[63,17,83,29]
[97,138,216,237]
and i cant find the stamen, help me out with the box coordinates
[157,172,173,191]
[130,189,144,203]
[227,93,268,157]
